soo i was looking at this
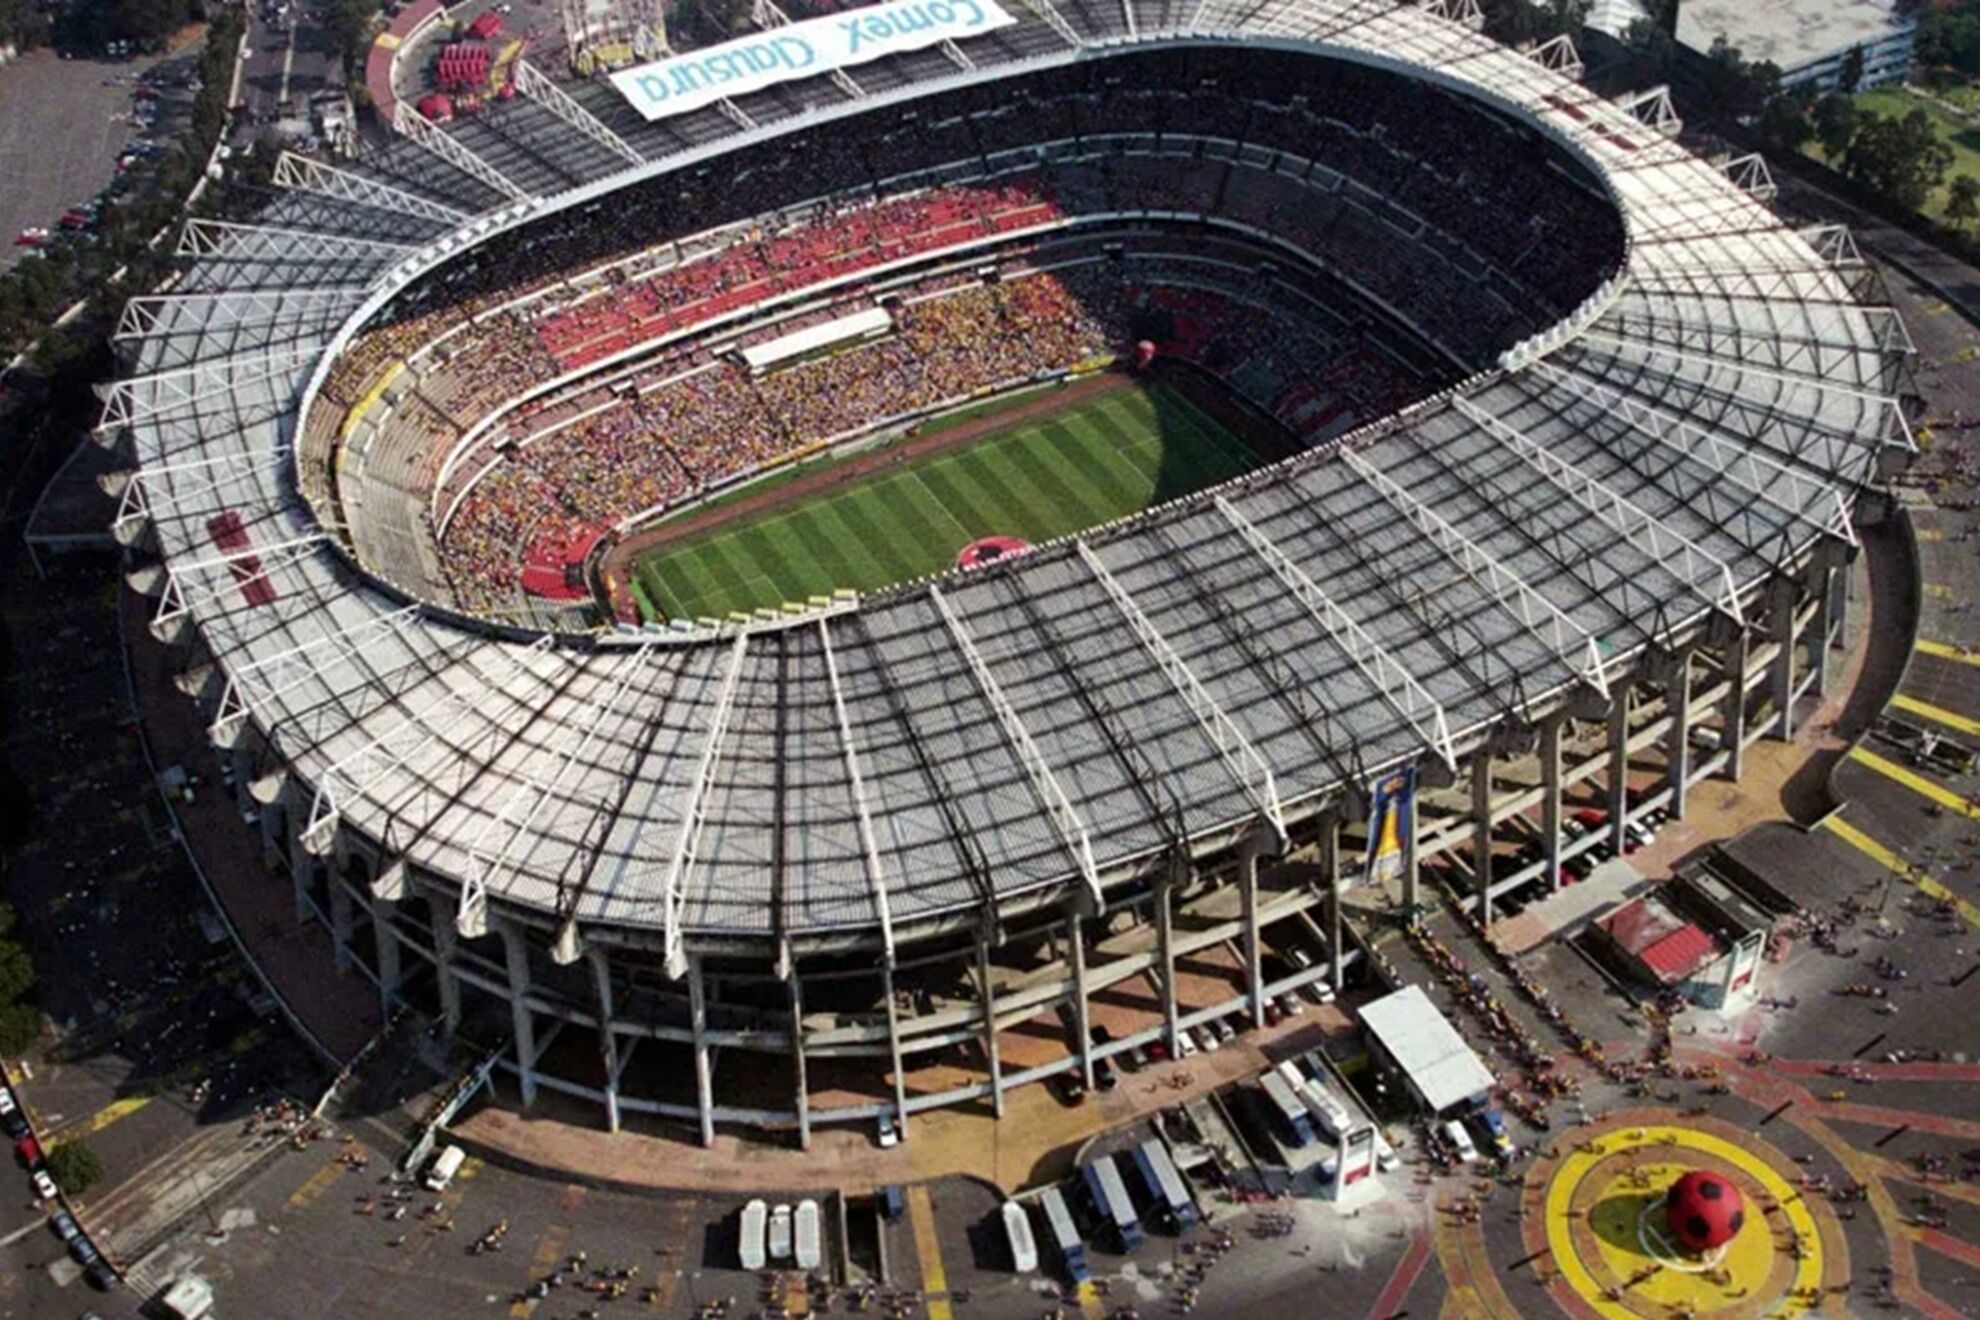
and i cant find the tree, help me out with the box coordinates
[0,942,34,1006]
[1948,174,1980,229]
[1814,93,1862,161]
[0,1003,40,1056]
[1845,109,1957,210]
[45,1141,106,1196]
[1756,90,1813,152]
[1699,36,1775,123]
[1839,44,1866,94]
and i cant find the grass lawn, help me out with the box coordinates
[632,380,1261,621]
[1805,85,1980,224]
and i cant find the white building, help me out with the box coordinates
[1677,0,1916,93]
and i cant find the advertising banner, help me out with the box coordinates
[1363,764,1416,886]
[610,0,1017,123]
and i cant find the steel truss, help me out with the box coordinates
[459,643,663,956]
[1529,360,1857,549]
[94,344,321,436]
[753,0,866,98]
[1525,33,1581,81]
[1339,446,1613,695]
[819,619,897,964]
[176,217,416,263]
[1453,396,1744,627]
[302,636,559,858]
[657,634,749,979]
[1213,495,1458,772]
[1076,540,1288,846]
[393,103,533,203]
[513,60,646,168]
[1614,85,1681,137]
[112,448,287,549]
[1024,0,1087,48]
[271,152,470,228]
[115,287,367,349]
[150,535,329,643]
[928,586,1104,907]
[210,604,426,749]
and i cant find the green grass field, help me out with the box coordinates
[632,380,1261,622]
[1804,85,1980,225]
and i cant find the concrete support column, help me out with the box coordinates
[881,961,909,1143]
[290,849,313,926]
[328,878,354,972]
[1320,814,1343,994]
[788,973,811,1151]
[1238,835,1267,1030]
[1664,653,1693,821]
[1607,696,1631,856]
[1812,566,1838,698]
[688,955,715,1148]
[499,922,538,1107]
[1771,578,1797,742]
[1721,633,1749,782]
[430,906,463,1037]
[1400,778,1419,921]
[1155,863,1181,1055]
[1066,913,1094,1091]
[1471,745,1494,928]
[372,896,402,1014]
[1539,719,1564,892]
[1828,558,1850,648]
[975,938,1003,1119]
[589,950,621,1135]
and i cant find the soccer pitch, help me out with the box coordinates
[632,380,1262,622]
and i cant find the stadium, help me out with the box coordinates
[107,0,1912,1145]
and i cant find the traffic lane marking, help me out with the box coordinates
[1846,745,1980,819]
[1821,815,1980,929]
[1891,693,1980,737]
[905,1184,953,1320]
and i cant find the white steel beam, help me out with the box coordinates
[1213,495,1458,773]
[752,0,865,96]
[302,636,558,856]
[513,60,646,167]
[1339,446,1613,696]
[716,97,758,131]
[150,534,330,642]
[113,449,285,547]
[210,604,425,746]
[819,618,897,965]
[393,103,532,202]
[939,37,974,69]
[659,634,749,979]
[1453,396,1745,626]
[1530,359,1857,549]
[1121,0,1137,38]
[460,644,662,949]
[1076,540,1287,846]
[1526,33,1581,80]
[1024,0,1085,47]
[177,217,417,262]
[95,343,320,434]
[928,585,1104,907]
[1615,84,1681,137]
[271,151,470,227]
[114,287,367,345]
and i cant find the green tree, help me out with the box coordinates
[1756,90,1813,152]
[1845,109,1957,210]
[1814,93,1861,161]
[1947,174,1980,228]
[0,1003,41,1056]
[1839,44,1865,94]
[0,942,34,1006]
[1699,36,1776,122]
[45,1141,106,1196]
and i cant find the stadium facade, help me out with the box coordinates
[108,0,1913,1143]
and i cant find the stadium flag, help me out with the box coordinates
[609,0,1017,122]
[1362,765,1415,886]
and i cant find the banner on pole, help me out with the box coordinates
[609,0,1017,123]
[1363,765,1415,886]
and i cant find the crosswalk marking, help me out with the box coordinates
[285,1160,347,1211]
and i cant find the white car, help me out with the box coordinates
[1274,993,1305,1017]
[1443,1119,1479,1164]
[767,1203,793,1261]
[1212,1017,1237,1045]
[1174,1028,1197,1059]
[876,1111,899,1149]
[31,1170,57,1202]
[1193,1024,1220,1053]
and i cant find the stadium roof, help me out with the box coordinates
[111,0,1908,971]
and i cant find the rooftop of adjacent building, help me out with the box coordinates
[1676,0,1914,73]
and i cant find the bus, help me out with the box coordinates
[1258,1072,1316,1148]
[1132,1138,1198,1231]
[422,1144,466,1191]
[794,1199,821,1271]
[739,1199,768,1271]
[1292,1067,1355,1142]
[1080,1155,1145,1254]
[1002,1200,1039,1272]
[1039,1186,1089,1282]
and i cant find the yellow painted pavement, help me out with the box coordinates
[1822,816,1980,929]
[1915,638,1980,667]
[510,1222,571,1319]
[285,1159,347,1212]
[1891,693,1980,737]
[1847,746,1980,819]
[905,1184,953,1320]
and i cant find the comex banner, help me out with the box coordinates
[609,0,1018,123]
[1362,765,1415,886]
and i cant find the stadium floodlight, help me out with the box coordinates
[1076,539,1288,849]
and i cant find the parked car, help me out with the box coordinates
[16,1133,44,1168]
[84,1258,120,1291]
[1212,1017,1238,1046]
[876,1110,899,1149]
[1443,1119,1479,1164]
[1274,992,1305,1018]
[68,1234,101,1266]
[767,1203,793,1262]
[31,1169,58,1202]
[1473,1109,1515,1158]
[49,1208,82,1243]
[0,1086,28,1140]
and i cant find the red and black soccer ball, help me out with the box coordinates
[1664,1170,1745,1252]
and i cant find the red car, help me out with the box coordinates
[15,1133,44,1169]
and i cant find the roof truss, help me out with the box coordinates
[271,151,470,228]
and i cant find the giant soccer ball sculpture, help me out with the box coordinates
[1664,1170,1745,1252]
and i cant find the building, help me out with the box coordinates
[1676,0,1917,94]
[1585,874,1770,1009]
[1358,986,1496,1118]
